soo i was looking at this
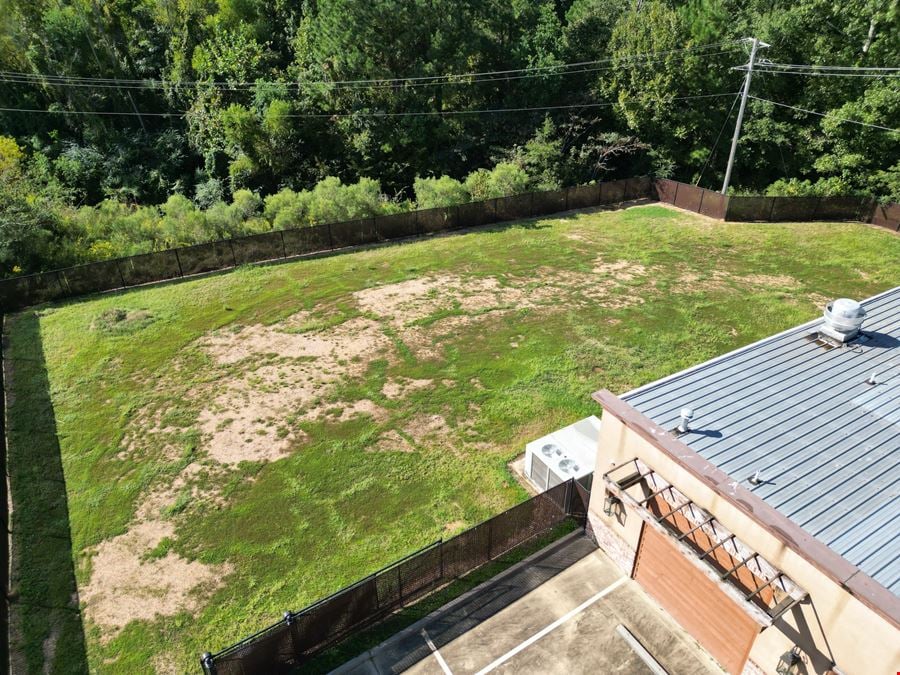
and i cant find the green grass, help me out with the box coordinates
[4,204,899,674]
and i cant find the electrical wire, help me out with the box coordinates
[752,62,900,71]
[0,40,743,91]
[0,50,743,92]
[748,95,899,132]
[695,91,743,186]
[749,69,900,78]
[0,91,740,118]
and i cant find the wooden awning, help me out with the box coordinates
[603,459,807,627]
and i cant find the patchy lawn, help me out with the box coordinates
[5,203,899,673]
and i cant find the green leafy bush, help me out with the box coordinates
[464,163,530,201]
[414,176,470,208]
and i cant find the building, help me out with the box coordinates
[587,287,900,674]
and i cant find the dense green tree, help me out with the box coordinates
[0,0,898,274]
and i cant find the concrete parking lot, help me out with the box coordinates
[333,533,723,675]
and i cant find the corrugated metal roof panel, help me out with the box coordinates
[623,286,900,596]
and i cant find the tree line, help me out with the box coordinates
[0,0,897,276]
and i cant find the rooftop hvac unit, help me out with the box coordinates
[524,416,600,492]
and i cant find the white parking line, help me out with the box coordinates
[473,576,628,675]
[421,629,454,675]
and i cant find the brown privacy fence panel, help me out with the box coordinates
[725,194,883,223]
[654,178,899,229]
[871,203,900,232]
[201,477,591,675]
[725,196,774,222]
[0,180,655,313]
[699,190,728,219]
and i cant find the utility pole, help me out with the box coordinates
[721,37,769,195]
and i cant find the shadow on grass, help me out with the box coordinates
[3,310,88,673]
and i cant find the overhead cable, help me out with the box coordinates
[0,40,742,91]
[748,95,899,132]
[0,91,740,118]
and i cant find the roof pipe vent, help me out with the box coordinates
[821,298,866,343]
[676,407,694,434]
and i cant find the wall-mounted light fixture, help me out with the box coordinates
[603,492,621,516]
[776,646,802,675]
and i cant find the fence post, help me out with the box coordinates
[284,610,301,656]
[564,478,573,516]
[767,197,776,221]
[200,652,216,675]
[397,565,403,606]
[439,540,445,580]
[671,181,680,206]
[487,518,493,560]
[173,248,184,278]
[327,222,335,250]
[279,230,288,259]
[697,188,706,216]
[227,239,237,267]
[114,259,127,288]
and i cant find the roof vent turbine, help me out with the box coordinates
[821,298,866,343]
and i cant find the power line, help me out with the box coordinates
[1,50,743,93]
[753,62,900,71]
[696,91,743,187]
[0,40,743,91]
[748,95,899,132]
[0,92,740,119]
[750,68,900,78]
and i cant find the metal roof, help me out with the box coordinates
[622,286,900,596]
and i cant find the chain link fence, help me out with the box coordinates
[0,178,654,313]
[200,476,592,674]
[654,178,900,230]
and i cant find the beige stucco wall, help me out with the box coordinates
[587,413,900,675]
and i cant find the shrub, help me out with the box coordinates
[230,189,262,219]
[463,169,494,201]
[264,188,312,229]
[193,177,224,209]
[414,175,469,208]
[464,163,531,201]
[765,177,856,197]
[307,177,384,224]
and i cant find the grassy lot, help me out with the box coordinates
[5,203,899,673]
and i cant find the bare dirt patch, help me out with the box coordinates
[354,269,653,358]
[593,259,648,281]
[404,413,452,446]
[382,377,433,400]
[369,430,416,453]
[304,398,389,423]
[82,520,231,640]
[197,316,391,464]
[740,273,797,287]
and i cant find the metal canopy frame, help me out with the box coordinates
[604,459,807,626]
